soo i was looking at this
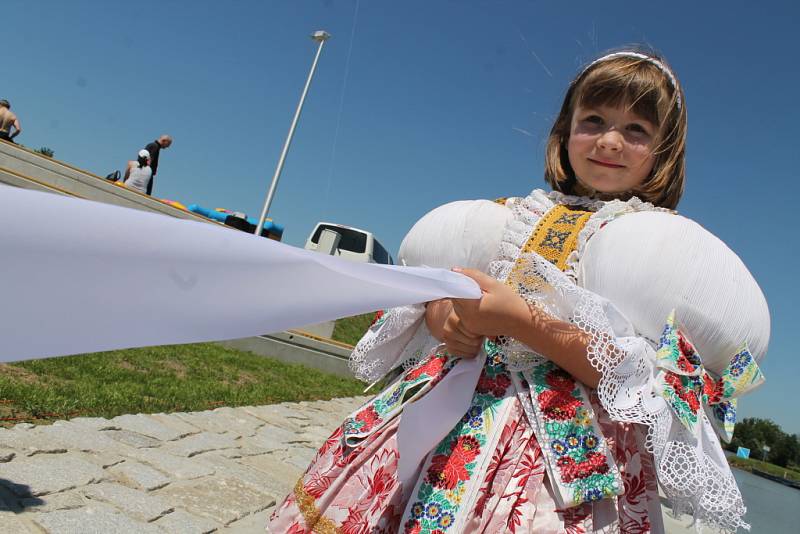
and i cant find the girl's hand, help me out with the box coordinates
[425,298,484,358]
[441,309,484,358]
[425,298,453,340]
[452,268,601,387]
[450,267,531,339]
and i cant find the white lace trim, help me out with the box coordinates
[348,304,426,382]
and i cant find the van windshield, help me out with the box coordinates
[311,224,367,253]
[373,240,391,265]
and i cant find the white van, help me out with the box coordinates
[304,222,393,265]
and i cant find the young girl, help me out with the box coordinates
[269,49,770,533]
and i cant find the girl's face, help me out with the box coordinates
[567,104,657,194]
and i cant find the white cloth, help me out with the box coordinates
[398,199,512,272]
[578,210,770,373]
[124,165,152,194]
[0,185,480,363]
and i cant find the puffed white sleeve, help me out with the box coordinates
[505,210,769,532]
[349,200,511,382]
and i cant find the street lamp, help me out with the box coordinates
[254,30,331,235]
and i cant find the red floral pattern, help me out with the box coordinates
[370,310,385,327]
[676,331,700,371]
[537,389,582,420]
[405,354,446,381]
[425,435,482,490]
[546,368,577,391]
[476,372,512,397]
[354,405,382,433]
[663,371,702,414]
[556,451,610,483]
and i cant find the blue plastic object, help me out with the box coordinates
[186,204,284,237]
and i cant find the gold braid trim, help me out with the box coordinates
[293,478,342,534]
[519,204,592,271]
[505,204,591,292]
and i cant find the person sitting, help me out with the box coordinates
[122,150,153,194]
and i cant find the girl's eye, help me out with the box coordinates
[626,123,649,135]
[584,115,604,125]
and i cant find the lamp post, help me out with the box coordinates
[254,30,331,235]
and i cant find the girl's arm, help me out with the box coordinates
[446,268,601,388]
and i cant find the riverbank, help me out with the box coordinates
[726,455,800,487]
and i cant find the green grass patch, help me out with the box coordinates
[0,343,365,427]
[332,312,376,346]
[728,455,800,482]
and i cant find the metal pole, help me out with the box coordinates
[254,30,331,235]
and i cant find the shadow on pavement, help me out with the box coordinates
[0,479,45,512]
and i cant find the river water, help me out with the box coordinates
[662,468,798,533]
[734,468,799,533]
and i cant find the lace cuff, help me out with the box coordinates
[348,304,434,382]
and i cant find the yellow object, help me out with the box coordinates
[161,199,188,211]
[514,203,592,273]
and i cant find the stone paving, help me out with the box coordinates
[0,396,370,533]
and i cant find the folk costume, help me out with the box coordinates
[268,190,769,533]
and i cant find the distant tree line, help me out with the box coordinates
[726,417,800,468]
[9,141,55,158]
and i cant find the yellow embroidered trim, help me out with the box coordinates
[514,204,592,273]
[293,478,342,534]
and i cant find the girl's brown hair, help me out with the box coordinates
[544,50,687,209]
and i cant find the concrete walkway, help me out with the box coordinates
[1,397,694,534]
[0,397,369,533]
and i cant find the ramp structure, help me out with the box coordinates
[0,140,216,224]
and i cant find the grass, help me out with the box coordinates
[0,312,378,428]
[0,342,365,427]
[728,455,800,482]
[331,312,376,346]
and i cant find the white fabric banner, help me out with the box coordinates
[0,185,480,363]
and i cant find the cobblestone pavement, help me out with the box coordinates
[0,397,370,533]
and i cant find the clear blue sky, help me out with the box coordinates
[5,1,799,433]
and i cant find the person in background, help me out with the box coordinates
[0,99,22,142]
[123,149,153,194]
[144,134,172,195]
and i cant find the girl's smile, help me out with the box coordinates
[567,104,656,194]
[588,158,625,168]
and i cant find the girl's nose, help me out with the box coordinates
[597,129,623,151]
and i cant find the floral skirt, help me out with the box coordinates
[268,355,663,534]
